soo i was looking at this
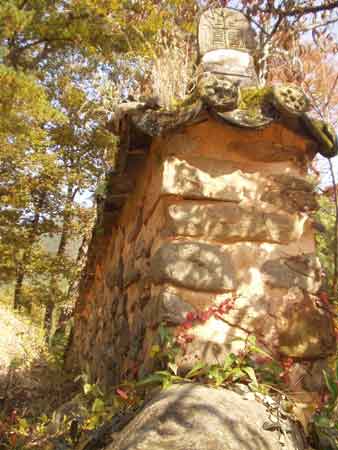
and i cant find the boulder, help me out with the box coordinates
[106,384,305,450]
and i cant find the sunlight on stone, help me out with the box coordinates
[192,315,245,348]
[245,267,265,296]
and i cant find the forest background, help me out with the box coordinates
[0,0,338,448]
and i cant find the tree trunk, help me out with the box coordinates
[44,301,54,342]
[13,266,25,310]
[44,184,74,342]
[54,209,94,336]
[13,192,46,309]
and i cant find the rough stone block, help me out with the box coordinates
[276,292,336,358]
[262,175,318,213]
[143,290,196,326]
[162,156,260,202]
[262,254,321,293]
[166,201,306,244]
[151,241,237,291]
[177,317,249,371]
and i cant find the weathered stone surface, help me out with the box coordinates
[262,175,318,213]
[151,241,237,291]
[273,174,314,193]
[130,101,203,137]
[289,360,331,393]
[218,108,273,128]
[68,112,324,392]
[177,319,249,371]
[143,290,196,326]
[215,293,277,338]
[161,157,316,210]
[277,293,336,358]
[262,254,321,292]
[107,384,304,450]
[201,50,258,86]
[160,119,316,164]
[198,72,239,111]
[261,189,318,214]
[257,287,337,359]
[162,156,263,202]
[166,201,306,243]
[198,8,256,56]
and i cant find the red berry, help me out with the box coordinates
[183,321,193,329]
[319,291,330,305]
[116,388,128,400]
[186,312,195,321]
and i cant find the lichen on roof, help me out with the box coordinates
[111,78,337,161]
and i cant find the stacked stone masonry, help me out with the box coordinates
[71,117,335,390]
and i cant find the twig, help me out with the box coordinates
[298,16,338,32]
[260,0,338,18]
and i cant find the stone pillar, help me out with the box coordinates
[70,116,335,393]
[66,6,338,449]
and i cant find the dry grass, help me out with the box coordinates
[0,305,78,450]
[0,304,45,376]
[0,303,77,420]
[150,32,195,110]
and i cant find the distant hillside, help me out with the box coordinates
[40,233,81,260]
[0,234,82,303]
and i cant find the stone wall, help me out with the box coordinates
[70,116,335,390]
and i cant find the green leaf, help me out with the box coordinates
[248,336,257,345]
[186,362,206,379]
[314,414,331,428]
[136,370,182,390]
[208,366,226,386]
[230,368,246,381]
[162,377,173,390]
[242,366,258,387]
[83,383,93,395]
[86,415,100,430]
[248,343,273,359]
[159,323,170,345]
[18,418,29,436]
[323,370,338,401]
[92,398,105,413]
[136,374,163,387]
[150,344,160,358]
[155,371,172,377]
[223,353,236,370]
[39,414,49,424]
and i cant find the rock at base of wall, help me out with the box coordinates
[106,384,305,450]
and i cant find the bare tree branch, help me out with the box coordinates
[324,73,338,110]
[265,0,338,17]
[298,16,338,32]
